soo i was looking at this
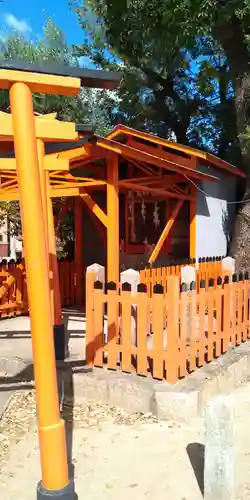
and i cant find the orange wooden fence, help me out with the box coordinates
[86,271,250,384]
[58,260,76,306]
[0,262,28,318]
[0,260,76,317]
[139,257,224,294]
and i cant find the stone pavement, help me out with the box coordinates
[0,310,86,416]
[1,383,250,500]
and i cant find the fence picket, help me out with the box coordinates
[136,284,149,377]
[231,275,237,346]
[107,282,119,370]
[180,284,188,377]
[222,277,231,353]
[152,284,165,380]
[198,280,206,367]
[120,283,132,373]
[207,279,215,362]
[215,278,223,357]
[93,281,104,367]
[189,282,198,371]
[85,272,96,366]
[166,276,179,384]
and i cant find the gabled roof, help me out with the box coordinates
[107,125,246,178]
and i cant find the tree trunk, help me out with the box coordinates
[229,182,250,271]
[214,16,250,270]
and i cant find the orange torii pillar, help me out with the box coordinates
[107,153,119,283]
[37,138,65,360]
[74,197,84,307]
[47,179,65,359]
[8,75,80,499]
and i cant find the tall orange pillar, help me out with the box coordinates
[47,173,65,360]
[74,197,83,307]
[9,82,70,496]
[37,140,65,360]
[107,153,119,283]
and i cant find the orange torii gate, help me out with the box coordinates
[0,61,120,500]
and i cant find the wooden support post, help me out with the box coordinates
[189,185,196,259]
[9,82,68,491]
[74,197,83,307]
[107,153,119,283]
[148,199,184,264]
[37,140,65,361]
[37,140,49,269]
[46,172,65,360]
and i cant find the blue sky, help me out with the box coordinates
[0,0,84,45]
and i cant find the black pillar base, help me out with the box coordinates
[37,480,76,499]
[54,324,65,362]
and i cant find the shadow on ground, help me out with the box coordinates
[186,442,205,497]
[0,358,89,499]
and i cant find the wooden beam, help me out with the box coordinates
[50,188,80,198]
[50,180,106,190]
[80,192,108,227]
[148,199,184,264]
[0,113,77,141]
[126,174,184,185]
[107,124,206,160]
[0,157,70,171]
[128,158,156,176]
[0,192,19,201]
[107,154,119,282]
[0,69,80,95]
[129,138,194,170]
[119,180,193,200]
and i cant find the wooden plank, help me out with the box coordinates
[166,276,180,384]
[207,281,215,362]
[93,285,104,367]
[198,281,206,367]
[237,278,243,345]
[120,287,132,373]
[85,271,96,366]
[231,278,237,346]
[189,284,197,372]
[0,157,70,171]
[0,112,77,141]
[0,69,80,95]
[148,199,184,264]
[107,283,119,370]
[80,193,108,228]
[152,285,164,379]
[136,285,149,377]
[179,284,188,377]
[215,285,222,357]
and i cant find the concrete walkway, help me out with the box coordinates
[0,310,86,361]
[0,310,86,416]
[1,382,250,499]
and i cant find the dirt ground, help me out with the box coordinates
[1,382,250,500]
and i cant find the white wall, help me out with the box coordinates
[195,166,237,259]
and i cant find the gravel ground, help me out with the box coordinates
[1,384,250,500]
